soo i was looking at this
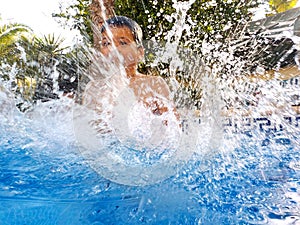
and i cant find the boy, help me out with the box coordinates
[83,16,179,135]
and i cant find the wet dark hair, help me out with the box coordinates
[100,16,143,47]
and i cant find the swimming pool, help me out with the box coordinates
[0,98,299,225]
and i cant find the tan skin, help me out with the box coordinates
[83,25,180,134]
[98,25,173,115]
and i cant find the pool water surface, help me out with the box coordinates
[0,102,300,224]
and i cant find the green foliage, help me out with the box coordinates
[54,0,264,45]
[114,0,175,40]
[12,34,67,81]
[115,0,263,44]
[0,24,81,110]
[4,0,272,111]
[53,0,92,44]
[52,0,267,109]
[0,23,33,67]
[188,0,262,40]
[0,18,89,111]
[0,23,31,46]
[5,35,65,109]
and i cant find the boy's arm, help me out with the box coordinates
[82,80,114,134]
[82,80,107,109]
[145,76,180,120]
[155,76,172,99]
[89,0,115,51]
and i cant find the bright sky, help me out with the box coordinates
[1,0,300,44]
[0,0,77,45]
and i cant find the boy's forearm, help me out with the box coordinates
[89,0,115,51]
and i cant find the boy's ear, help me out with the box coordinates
[138,46,144,62]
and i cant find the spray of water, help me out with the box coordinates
[1,1,300,223]
[1,0,297,186]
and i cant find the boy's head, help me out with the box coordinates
[100,16,144,69]
[101,16,143,47]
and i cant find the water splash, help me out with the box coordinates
[1,1,300,224]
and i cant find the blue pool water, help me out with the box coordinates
[0,101,300,224]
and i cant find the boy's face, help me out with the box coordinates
[100,26,144,68]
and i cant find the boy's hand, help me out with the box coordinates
[144,97,169,116]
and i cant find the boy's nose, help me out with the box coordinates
[107,49,124,64]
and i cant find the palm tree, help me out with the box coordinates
[13,34,70,105]
[0,25,72,109]
[0,22,33,66]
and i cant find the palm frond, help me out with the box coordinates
[0,23,33,45]
[34,34,69,55]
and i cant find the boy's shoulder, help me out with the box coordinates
[139,75,170,97]
[131,74,167,86]
[149,75,169,88]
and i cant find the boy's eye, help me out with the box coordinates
[102,41,110,47]
[120,40,128,46]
